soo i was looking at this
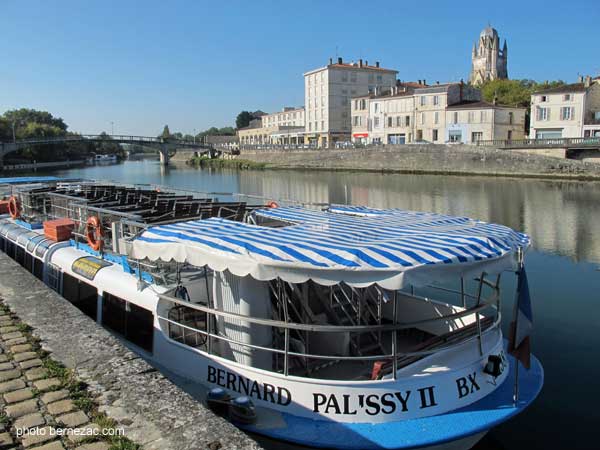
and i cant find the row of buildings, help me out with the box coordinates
[237,26,600,148]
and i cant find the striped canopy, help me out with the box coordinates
[130,205,530,289]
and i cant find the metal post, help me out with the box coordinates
[281,279,290,376]
[475,272,484,356]
[512,247,524,404]
[205,266,212,355]
[392,291,398,380]
[460,277,466,308]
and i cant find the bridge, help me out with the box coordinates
[0,134,235,166]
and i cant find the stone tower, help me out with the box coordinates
[469,26,508,85]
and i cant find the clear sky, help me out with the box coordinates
[1,0,598,136]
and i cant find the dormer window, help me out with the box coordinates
[540,95,548,103]
[563,94,572,101]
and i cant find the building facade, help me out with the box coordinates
[446,101,526,143]
[304,57,397,147]
[530,76,600,139]
[350,82,520,145]
[237,107,306,146]
[469,26,508,86]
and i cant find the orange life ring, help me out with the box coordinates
[8,196,21,219]
[85,216,104,251]
[266,200,279,208]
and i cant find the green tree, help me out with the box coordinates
[160,125,172,140]
[479,79,533,107]
[235,111,253,129]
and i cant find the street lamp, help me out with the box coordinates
[110,121,114,136]
[193,128,196,144]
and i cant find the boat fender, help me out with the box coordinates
[207,387,231,417]
[229,396,257,424]
[85,216,104,252]
[266,200,279,208]
[8,196,21,219]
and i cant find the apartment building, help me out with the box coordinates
[304,57,398,147]
[530,76,600,139]
[446,101,526,143]
[351,82,510,145]
[261,107,305,128]
[238,107,306,145]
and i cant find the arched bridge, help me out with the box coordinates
[0,134,236,166]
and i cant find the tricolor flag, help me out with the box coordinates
[509,268,533,369]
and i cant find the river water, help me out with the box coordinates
[50,160,600,450]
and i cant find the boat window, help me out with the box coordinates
[62,273,98,320]
[5,241,15,259]
[167,305,207,349]
[102,292,154,353]
[33,258,44,280]
[15,246,26,267]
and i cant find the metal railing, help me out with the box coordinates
[156,275,501,381]
[475,136,600,148]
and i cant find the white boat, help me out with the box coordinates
[0,177,543,449]
[92,154,118,164]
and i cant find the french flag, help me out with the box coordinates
[509,268,533,369]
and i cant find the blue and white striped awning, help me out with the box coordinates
[130,205,530,289]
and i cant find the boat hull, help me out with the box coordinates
[238,351,543,449]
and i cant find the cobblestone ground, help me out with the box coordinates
[0,300,139,450]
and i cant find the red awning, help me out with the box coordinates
[353,133,369,138]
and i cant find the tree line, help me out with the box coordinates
[0,108,123,163]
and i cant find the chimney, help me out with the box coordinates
[423,79,427,86]
[359,59,363,67]
[365,60,368,66]
[436,81,440,85]
[585,75,592,88]
[375,61,380,68]
[329,57,333,65]
[578,75,584,83]
[338,57,343,64]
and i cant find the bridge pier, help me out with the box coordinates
[159,144,169,166]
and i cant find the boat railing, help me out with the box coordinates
[155,278,501,381]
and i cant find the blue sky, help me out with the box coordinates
[1,0,598,136]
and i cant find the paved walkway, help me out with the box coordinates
[0,299,135,450]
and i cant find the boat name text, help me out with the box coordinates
[207,365,292,405]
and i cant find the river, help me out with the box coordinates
[50,160,600,450]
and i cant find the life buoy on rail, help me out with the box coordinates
[8,196,21,219]
[85,216,104,252]
[266,200,279,208]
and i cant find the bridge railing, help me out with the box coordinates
[475,137,600,148]
[1,134,215,149]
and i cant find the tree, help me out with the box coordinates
[236,111,254,129]
[479,79,533,108]
[160,125,171,140]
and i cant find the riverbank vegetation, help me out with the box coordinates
[0,108,124,163]
[189,155,266,170]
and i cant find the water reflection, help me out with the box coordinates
[238,170,600,265]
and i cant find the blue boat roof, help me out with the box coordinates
[130,205,530,289]
[0,176,66,184]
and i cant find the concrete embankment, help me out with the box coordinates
[0,253,260,450]
[239,144,600,180]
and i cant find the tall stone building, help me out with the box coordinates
[469,26,508,85]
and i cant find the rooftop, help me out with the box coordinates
[304,57,398,76]
[447,100,525,110]
[533,83,588,95]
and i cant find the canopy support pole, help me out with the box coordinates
[476,272,485,356]
[281,279,290,377]
[392,291,398,380]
